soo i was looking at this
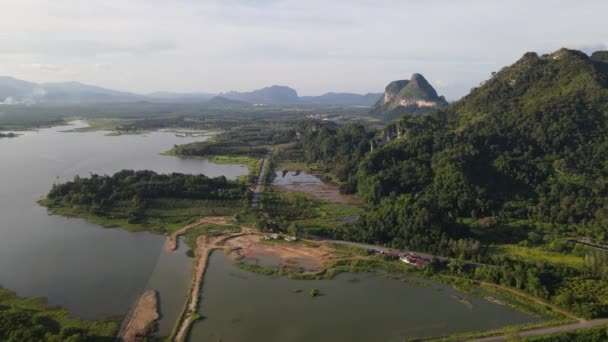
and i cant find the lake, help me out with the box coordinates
[189,251,543,342]
[0,121,544,340]
[0,121,248,332]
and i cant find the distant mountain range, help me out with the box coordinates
[0,76,382,106]
[370,73,448,120]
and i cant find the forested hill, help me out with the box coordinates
[354,48,608,250]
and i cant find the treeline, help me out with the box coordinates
[172,125,294,158]
[115,117,240,132]
[295,120,372,193]
[44,170,247,223]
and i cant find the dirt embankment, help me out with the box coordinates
[166,216,232,252]
[118,289,160,342]
[174,224,247,342]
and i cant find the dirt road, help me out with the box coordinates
[174,235,215,342]
[251,152,269,207]
[474,280,581,321]
[166,217,232,252]
[173,225,250,342]
[469,319,608,341]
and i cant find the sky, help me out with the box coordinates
[0,0,606,100]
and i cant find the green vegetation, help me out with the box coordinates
[294,120,373,193]
[259,190,363,237]
[286,49,608,327]
[490,245,585,269]
[169,125,293,159]
[168,124,293,184]
[40,170,248,234]
[354,49,608,253]
[0,287,117,342]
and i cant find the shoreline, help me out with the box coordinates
[167,217,253,341]
[117,289,160,342]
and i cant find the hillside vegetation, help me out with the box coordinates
[356,48,608,250]
[293,49,608,319]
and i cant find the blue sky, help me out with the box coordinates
[0,0,606,99]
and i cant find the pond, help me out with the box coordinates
[189,251,543,342]
[0,121,249,326]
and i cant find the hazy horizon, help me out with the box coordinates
[0,0,607,100]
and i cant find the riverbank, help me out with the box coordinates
[118,290,160,342]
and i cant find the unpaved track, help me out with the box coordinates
[474,280,581,321]
[166,216,236,252]
[469,319,608,341]
[251,152,269,207]
[173,227,250,342]
[166,218,207,252]
[174,236,215,342]
[118,289,159,342]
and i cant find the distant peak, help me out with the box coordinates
[591,50,608,63]
[410,73,425,81]
[371,73,447,117]
[548,48,589,61]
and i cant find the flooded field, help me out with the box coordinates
[188,251,544,342]
[273,170,360,206]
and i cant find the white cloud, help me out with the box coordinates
[20,63,62,72]
[0,0,605,98]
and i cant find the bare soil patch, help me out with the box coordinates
[166,216,231,252]
[225,234,337,271]
[119,289,159,342]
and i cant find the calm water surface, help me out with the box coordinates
[189,251,542,342]
[0,121,248,321]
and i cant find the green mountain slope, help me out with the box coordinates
[355,48,608,250]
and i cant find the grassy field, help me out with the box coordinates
[0,287,118,340]
[261,190,363,236]
[490,244,585,268]
[40,198,245,234]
